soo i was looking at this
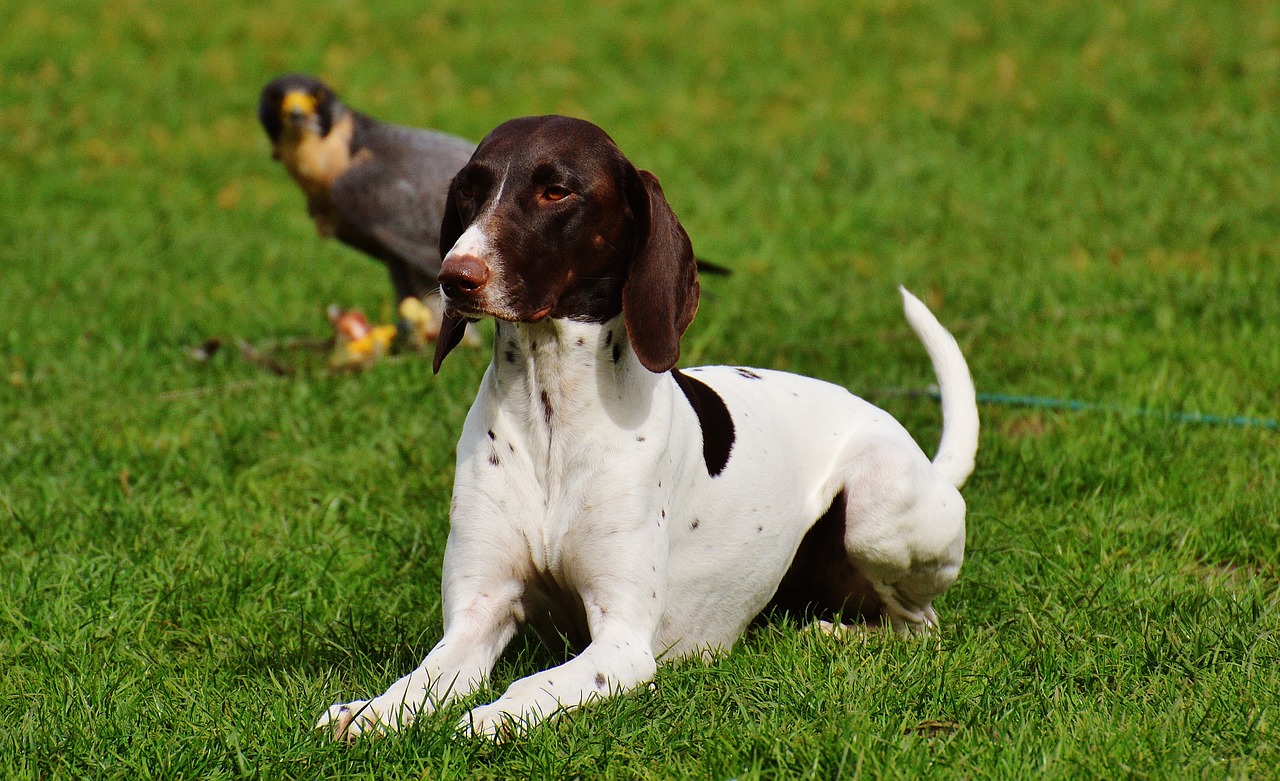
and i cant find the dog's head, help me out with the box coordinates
[433,115,699,374]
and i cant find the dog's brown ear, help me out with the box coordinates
[433,184,468,373]
[622,168,699,373]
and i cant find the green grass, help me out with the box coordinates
[2,0,1278,777]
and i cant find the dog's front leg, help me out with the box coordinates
[316,528,523,742]
[459,618,657,740]
[459,543,664,740]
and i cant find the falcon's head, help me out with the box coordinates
[258,73,344,155]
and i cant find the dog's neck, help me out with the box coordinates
[486,317,660,442]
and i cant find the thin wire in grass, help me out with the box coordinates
[878,387,1279,431]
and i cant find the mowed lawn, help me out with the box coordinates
[2,0,1278,778]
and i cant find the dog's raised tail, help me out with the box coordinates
[899,286,979,489]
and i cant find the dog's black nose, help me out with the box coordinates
[439,253,491,299]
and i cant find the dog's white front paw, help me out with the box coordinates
[315,697,410,743]
[456,701,529,742]
[316,700,374,743]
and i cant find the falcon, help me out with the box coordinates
[259,74,474,337]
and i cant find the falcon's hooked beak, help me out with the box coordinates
[280,91,320,132]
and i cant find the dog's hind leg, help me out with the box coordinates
[836,439,966,633]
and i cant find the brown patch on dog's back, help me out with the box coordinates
[671,369,735,477]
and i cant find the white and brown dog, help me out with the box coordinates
[317,115,979,741]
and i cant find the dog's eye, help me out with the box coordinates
[458,183,475,199]
[541,186,572,202]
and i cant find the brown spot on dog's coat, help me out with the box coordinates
[671,369,735,477]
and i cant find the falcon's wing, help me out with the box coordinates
[329,122,475,283]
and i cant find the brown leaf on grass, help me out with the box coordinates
[235,338,294,376]
[998,412,1052,439]
[1180,560,1278,586]
[905,720,960,736]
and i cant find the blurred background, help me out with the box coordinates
[5,0,1279,399]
